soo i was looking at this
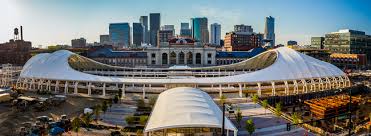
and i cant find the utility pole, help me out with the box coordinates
[348,89,352,136]
[222,103,225,136]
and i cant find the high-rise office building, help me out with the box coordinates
[180,23,191,37]
[161,25,175,36]
[234,24,253,34]
[264,16,275,47]
[109,23,131,48]
[191,17,209,44]
[157,30,174,47]
[100,35,110,44]
[71,38,86,48]
[311,37,325,49]
[324,29,371,64]
[140,16,149,44]
[210,23,221,46]
[133,23,144,46]
[150,13,161,47]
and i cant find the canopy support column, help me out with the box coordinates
[293,80,298,94]
[284,81,289,95]
[31,78,35,89]
[88,82,92,96]
[301,79,307,93]
[318,78,323,91]
[64,81,68,94]
[271,82,276,96]
[257,83,261,96]
[121,84,126,98]
[48,80,51,92]
[345,76,351,87]
[55,81,59,93]
[238,83,243,97]
[74,82,78,94]
[219,84,222,98]
[142,84,146,99]
[102,83,106,96]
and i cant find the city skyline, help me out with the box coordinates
[1,0,371,47]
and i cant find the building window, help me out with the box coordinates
[196,53,202,64]
[208,60,212,64]
[170,52,177,65]
[187,52,193,64]
[151,53,156,58]
[162,53,168,65]
[178,52,185,65]
[152,60,156,65]
[207,53,212,58]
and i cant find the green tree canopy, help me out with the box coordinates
[245,119,255,136]
[235,107,242,128]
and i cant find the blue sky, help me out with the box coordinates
[1,0,370,47]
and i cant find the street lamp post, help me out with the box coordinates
[222,103,225,136]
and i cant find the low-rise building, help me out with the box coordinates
[0,39,32,66]
[148,37,216,67]
[224,32,263,51]
[216,47,266,65]
[71,38,86,48]
[87,48,147,67]
[330,53,368,70]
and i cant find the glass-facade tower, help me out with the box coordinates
[264,16,275,47]
[150,13,161,47]
[109,23,130,48]
[133,23,144,46]
[191,17,209,44]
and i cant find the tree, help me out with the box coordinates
[125,115,135,126]
[101,101,108,114]
[113,95,119,104]
[71,117,82,136]
[118,89,123,99]
[291,112,301,124]
[252,94,259,108]
[93,104,101,123]
[235,107,242,128]
[137,99,145,108]
[81,113,93,129]
[219,95,226,105]
[148,96,157,108]
[275,102,282,117]
[261,99,268,114]
[139,115,149,125]
[245,119,255,136]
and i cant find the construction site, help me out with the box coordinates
[264,84,371,135]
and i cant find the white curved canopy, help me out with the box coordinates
[20,47,345,84]
[144,87,237,132]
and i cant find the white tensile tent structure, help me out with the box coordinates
[16,47,350,98]
[144,87,237,136]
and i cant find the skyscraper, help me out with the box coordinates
[234,24,253,34]
[210,23,221,46]
[161,25,175,36]
[99,35,110,44]
[140,16,149,44]
[264,16,275,47]
[109,23,131,48]
[191,17,209,44]
[150,13,161,47]
[180,23,191,37]
[133,23,144,46]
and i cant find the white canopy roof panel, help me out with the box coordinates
[20,47,345,84]
[144,87,237,132]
